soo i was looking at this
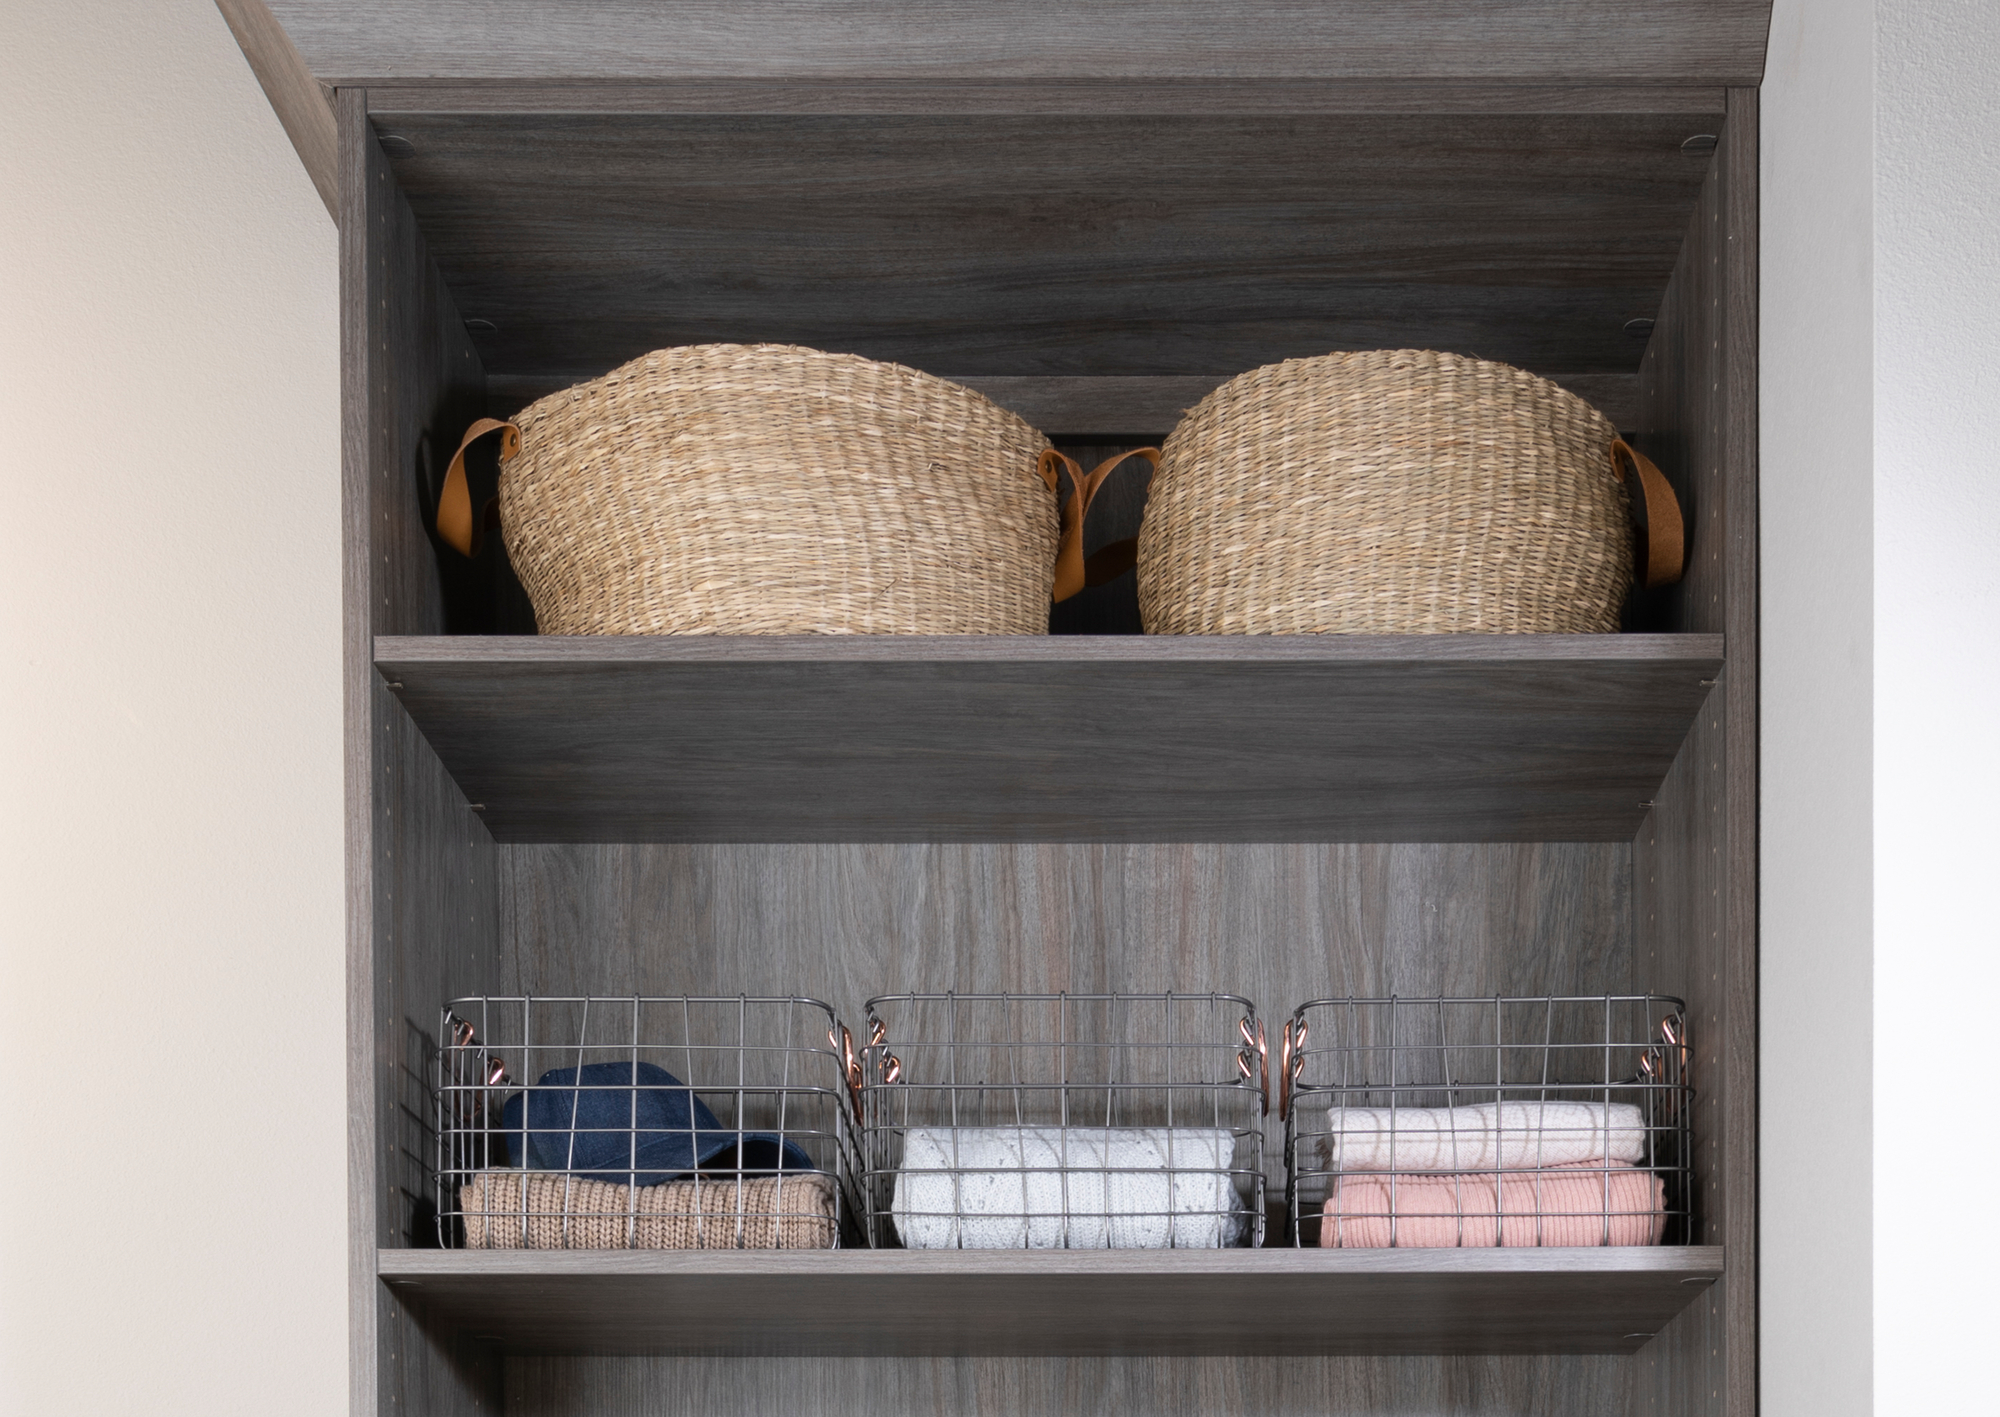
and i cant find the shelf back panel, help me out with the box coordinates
[367,105,1720,418]
[493,840,1631,1195]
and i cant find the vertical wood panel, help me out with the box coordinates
[507,1353,1634,1417]
[496,843,1631,1018]
[494,839,1631,1412]
[1717,87,1759,1417]
[493,839,1630,1196]
[343,85,505,1417]
[1626,87,1756,1417]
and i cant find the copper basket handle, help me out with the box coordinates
[1279,1017,1307,1122]
[1238,1016,1269,1116]
[830,1024,864,1124]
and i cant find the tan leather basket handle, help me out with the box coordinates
[1610,438,1686,589]
[1038,447,1160,602]
[438,417,522,557]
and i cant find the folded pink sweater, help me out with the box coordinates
[1317,1162,1665,1248]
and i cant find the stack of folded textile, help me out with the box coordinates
[457,1060,836,1250]
[892,1126,1249,1249]
[1305,1100,1664,1248]
[462,1169,836,1250]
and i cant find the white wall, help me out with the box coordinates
[0,3,345,1415]
[1873,2,2000,1413]
[1766,2,2000,1413]
[1758,3,1876,1415]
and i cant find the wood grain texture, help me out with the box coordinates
[368,80,1732,117]
[214,0,337,216]
[1626,91,1756,1417]
[341,89,506,1417]
[510,1352,1642,1417]
[490,838,1634,1204]
[374,635,1723,843]
[322,22,1765,1417]
[377,1247,1722,1357]
[263,3,1774,85]
[373,109,1714,386]
[339,84,380,1417]
[1717,88,1759,1417]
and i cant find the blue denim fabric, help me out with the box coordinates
[499,1061,816,1185]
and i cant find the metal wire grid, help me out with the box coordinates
[1280,995,1692,1248]
[434,995,864,1250]
[857,991,1269,1250]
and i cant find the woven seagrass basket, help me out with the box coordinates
[438,344,1082,635]
[1137,349,1680,635]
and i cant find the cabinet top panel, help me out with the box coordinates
[267,3,1772,87]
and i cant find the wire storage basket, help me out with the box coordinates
[856,992,1268,1250]
[436,995,864,1250]
[1281,996,1691,1248]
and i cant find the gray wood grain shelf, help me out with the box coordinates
[378,1244,1723,1357]
[264,2,1774,86]
[374,634,1722,843]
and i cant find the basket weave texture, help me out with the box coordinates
[1137,350,1631,634]
[499,345,1055,635]
[460,1170,837,1250]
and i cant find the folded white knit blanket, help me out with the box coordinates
[1306,1101,1648,1172]
[892,1126,1246,1249]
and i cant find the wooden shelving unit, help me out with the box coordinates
[378,633,1723,842]
[215,1,1771,1412]
[380,1246,1724,1357]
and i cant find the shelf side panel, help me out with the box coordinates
[1627,87,1758,1417]
[341,86,506,1417]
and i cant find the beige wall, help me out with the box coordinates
[0,2,345,1414]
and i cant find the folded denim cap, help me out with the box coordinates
[500,1060,816,1186]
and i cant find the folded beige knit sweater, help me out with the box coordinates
[459,1169,838,1250]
